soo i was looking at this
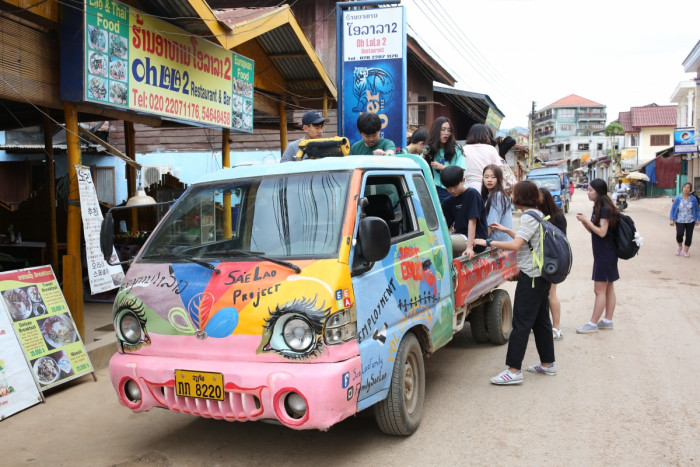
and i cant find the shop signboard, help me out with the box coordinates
[67,0,254,132]
[674,127,697,154]
[0,266,94,392]
[338,6,406,151]
[76,165,124,294]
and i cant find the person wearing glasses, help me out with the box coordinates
[424,116,465,202]
[463,123,502,191]
[280,110,328,162]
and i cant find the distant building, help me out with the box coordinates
[532,94,609,167]
[533,94,607,141]
[671,40,699,189]
[618,104,677,167]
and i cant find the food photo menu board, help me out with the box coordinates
[0,266,94,392]
[0,298,42,419]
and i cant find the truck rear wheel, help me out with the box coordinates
[486,289,512,345]
[374,333,424,436]
[469,304,489,343]
[564,200,570,213]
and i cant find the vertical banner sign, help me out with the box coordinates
[76,165,124,294]
[0,298,42,419]
[0,266,94,392]
[231,53,255,133]
[340,6,406,150]
[83,0,254,132]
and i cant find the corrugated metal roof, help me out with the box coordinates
[630,104,677,127]
[433,85,504,123]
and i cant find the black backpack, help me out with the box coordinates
[523,211,573,284]
[612,213,640,259]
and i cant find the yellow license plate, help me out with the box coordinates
[174,370,224,401]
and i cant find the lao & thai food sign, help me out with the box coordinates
[66,0,254,132]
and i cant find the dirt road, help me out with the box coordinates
[3,192,699,466]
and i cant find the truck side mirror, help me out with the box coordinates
[100,212,115,262]
[358,216,391,262]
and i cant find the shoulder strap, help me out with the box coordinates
[523,210,547,273]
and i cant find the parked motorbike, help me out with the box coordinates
[616,193,628,211]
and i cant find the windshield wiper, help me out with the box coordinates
[142,252,221,274]
[213,249,301,274]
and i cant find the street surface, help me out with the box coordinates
[4,192,699,466]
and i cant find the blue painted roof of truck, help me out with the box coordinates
[527,168,565,177]
[194,156,424,184]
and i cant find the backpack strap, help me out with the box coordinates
[522,210,551,276]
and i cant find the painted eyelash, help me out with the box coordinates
[118,298,147,326]
[115,296,151,349]
[262,297,330,359]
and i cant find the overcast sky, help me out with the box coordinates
[403,0,698,130]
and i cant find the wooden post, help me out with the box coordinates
[222,129,232,239]
[62,102,84,338]
[279,98,288,154]
[124,121,138,231]
[42,111,58,273]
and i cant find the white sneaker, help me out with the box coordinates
[576,323,598,334]
[526,363,557,375]
[490,369,523,385]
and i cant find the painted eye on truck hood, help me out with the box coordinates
[257,297,330,360]
[114,297,151,351]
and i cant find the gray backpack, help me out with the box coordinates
[523,211,573,284]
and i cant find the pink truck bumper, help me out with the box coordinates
[110,352,362,431]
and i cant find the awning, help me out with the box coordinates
[433,85,504,125]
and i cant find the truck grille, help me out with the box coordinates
[148,383,265,421]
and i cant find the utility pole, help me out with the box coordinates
[528,101,536,168]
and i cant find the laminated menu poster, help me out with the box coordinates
[0,298,42,420]
[0,266,94,392]
[76,165,124,294]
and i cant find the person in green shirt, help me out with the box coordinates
[424,116,465,202]
[396,128,428,155]
[349,113,396,155]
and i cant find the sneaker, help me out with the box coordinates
[597,320,614,330]
[576,323,598,334]
[490,369,523,385]
[675,246,682,256]
[683,251,690,258]
[527,362,557,375]
[552,328,563,340]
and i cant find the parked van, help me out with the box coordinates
[526,167,570,212]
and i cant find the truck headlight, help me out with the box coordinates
[324,309,356,345]
[283,317,314,352]
[119,312,142,344]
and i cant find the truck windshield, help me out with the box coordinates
[530,176,561,192]
[139,171,351,260]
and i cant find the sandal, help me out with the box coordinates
[552,328,563,340]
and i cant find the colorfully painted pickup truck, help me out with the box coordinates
[103,154,518,435]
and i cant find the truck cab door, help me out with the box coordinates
[350,171,453,409]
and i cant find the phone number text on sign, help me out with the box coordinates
[131,87,231,125]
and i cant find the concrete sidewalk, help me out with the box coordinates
[81,300,117,371]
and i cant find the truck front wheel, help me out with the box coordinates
[486,289,512,345]
[374,332,425,435]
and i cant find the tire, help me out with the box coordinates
[485,289,512,345]
[564,200,570,213]
[468,304,489,343]
[374,333,425,436]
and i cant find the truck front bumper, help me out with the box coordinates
[110,352,362,431]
